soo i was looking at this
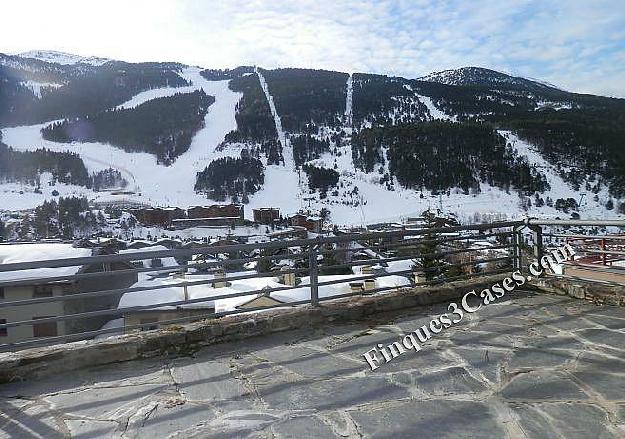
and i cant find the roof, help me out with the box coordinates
[117,271,411,314]
[119,245,179,273]
[0,243,92,282]
[117,273,283,312]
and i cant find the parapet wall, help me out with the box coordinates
[534,276,625,307]
[0,275,509,384]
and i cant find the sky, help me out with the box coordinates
[3,0,624,97]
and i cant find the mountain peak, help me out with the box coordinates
[17,50,111,66]
[419,66,563,92]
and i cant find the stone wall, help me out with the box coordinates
[534,276,625,307]
[0,275,511,383]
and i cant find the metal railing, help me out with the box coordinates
[1,218,623,353]
[525,218,625,284]
[0,221,520,352]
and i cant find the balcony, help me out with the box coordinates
[0,219,624,437]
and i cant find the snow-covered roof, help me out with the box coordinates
[118,273,282,312]
[118,270,411,315]
[270,274,410,303]
[119,245,178,270]
[0,243,92,282]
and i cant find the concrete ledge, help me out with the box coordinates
[0,274,509,384]
[534,276,625,306]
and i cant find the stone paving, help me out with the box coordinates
[1,290,625,438]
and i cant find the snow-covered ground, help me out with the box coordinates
[115,85,199,110]
[501,131,617,217]
[256,68,288,149]
[246,68,304,215]
[345,74,353,127]
[0,66,619,227]
[415,94,456,121]
[1,67,243,209]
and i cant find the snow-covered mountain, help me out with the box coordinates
[16,50,111,66]
[1,52,624,225]
[418,66,568,96]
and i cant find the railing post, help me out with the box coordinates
[513,226,524,272]
[309,244,319,306]
[529,224,543,264]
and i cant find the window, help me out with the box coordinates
[33,317,57,337]
[0,287,4,299]
[0,319,7,337]
[33,285,54,298]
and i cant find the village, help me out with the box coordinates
[0,201,513,345]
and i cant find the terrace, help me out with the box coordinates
[1,219,624,438]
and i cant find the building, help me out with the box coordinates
[129,207,185,227]
[236,291,286,310]
[117,274,217,332]
[187,204,244,220]
[171,217,243,229]
[0,243,138,344]
[253,208,280,225]
[288,214,323,233]
[170,204,245,229]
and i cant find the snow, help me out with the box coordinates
[0,173,95,211]
[117,273,279,312]
[256,68,288,149]
[1,66,243,210]
[416,94,455,121]
[535,101,573,111]
[243,69,305,217]
[271,274,410,303]
[119,245,178,274]
[117,271,411,315]
[345,74,353,127]
[501,131,618,218]
[20,80,63,99]
[381,259,416,273]
[115,85,199,110]
[17,50,110,66]
[0,243,92,281]
[0,64,619,227]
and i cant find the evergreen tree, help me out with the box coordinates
[41,91,214,165]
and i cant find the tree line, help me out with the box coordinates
[195,153,265,203]
[0,59,190,126]
[352,121,550,195]
[260,68,348,132]
[41,90,213,165]
[0,138,127,190]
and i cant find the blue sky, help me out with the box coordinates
[3,0,625,96]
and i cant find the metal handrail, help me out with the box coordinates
[0,221,522,273]
[9,218,614,353]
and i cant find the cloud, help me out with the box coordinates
[2,0,624,96]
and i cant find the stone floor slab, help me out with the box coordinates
[2,290,625,437]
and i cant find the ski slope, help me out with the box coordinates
[115,85,199,110]
[256,68,288,151]
[1,67,243,209]
[0,66,618,225]
[247,69,304,215]
[416,94,455,121]
[345,74,353,127]
[501,131,616,217]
